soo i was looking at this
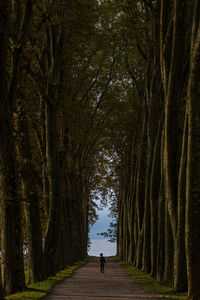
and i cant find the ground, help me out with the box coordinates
[44,257,160,299]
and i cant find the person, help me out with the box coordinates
[99,253,106,273]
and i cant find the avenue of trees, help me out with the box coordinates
[0,1,200,300]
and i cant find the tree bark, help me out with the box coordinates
[0,272,4,300]
[156,130,165,282]
[142,107,152,273]
[17,111,45,284]
[186,1,200,298]
[44,101,62,276]
[150,111,163,277]
[135,111,146,269]
[0,0,26,294]
[0,129,26,295]
[163,201,173,286]
[163,0,186,243]
[174,110,188,292]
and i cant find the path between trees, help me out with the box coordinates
[44,257,160,299]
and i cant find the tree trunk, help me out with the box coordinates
[127,134,136,265]
[142,109,152,273]
[0,3,25,293]
[135,111,146,269]
[0,271,4,300]
[17,111,45,284]
[163,0,186,243]
[163,201,173,286]
[0,132,26,295]
[174,110,188,292]
[150,111,163,277]
[186,1,200,297]
[44,101,62,276]
[156,130,165,282]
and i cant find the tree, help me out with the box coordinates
[0,0,34,294]
[17,104,45,284]
[186,1,200,298]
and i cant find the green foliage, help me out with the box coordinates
[114,257,187,300]
[6,257,91,300]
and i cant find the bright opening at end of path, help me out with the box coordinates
[88,204,116,257]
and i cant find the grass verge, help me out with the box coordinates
[114,256,187,300]
[6,256,92,300]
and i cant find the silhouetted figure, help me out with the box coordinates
[100,253,106,273]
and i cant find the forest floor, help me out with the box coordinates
[43,257,161,300]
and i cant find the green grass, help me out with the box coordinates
[114,256,187,300]
[6,256,91,300]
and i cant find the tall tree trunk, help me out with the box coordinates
[0,129,26,295]
[142,108,152,273]
[41,100,50,224]
[135,111,146,269]
[127,133,136,265]
[163,0,186,243]
[161,0,188,289]
[163,201,173,286]
[0,271,4,300]
[59,140,71,267]
[0,1,26,294]
[174,110,188,292]
[128,157,138,265]
[156,130,165,282]
[17,111,45,284]
[150,111,163,277]
[186,1,200,298]
[44,101,62,276]
[118,190,124,258]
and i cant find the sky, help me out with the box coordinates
[89,206,111,239]
[88,204,116,256]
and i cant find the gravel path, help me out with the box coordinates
[43,257,160,300]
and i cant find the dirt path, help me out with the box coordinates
[44,257,160,300]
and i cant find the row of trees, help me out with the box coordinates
[116,1,200,299]
[1,0,200,299]
[0,0,123,297]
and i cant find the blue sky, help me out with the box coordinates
[89,204,117,256]
[89,205,113,240]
